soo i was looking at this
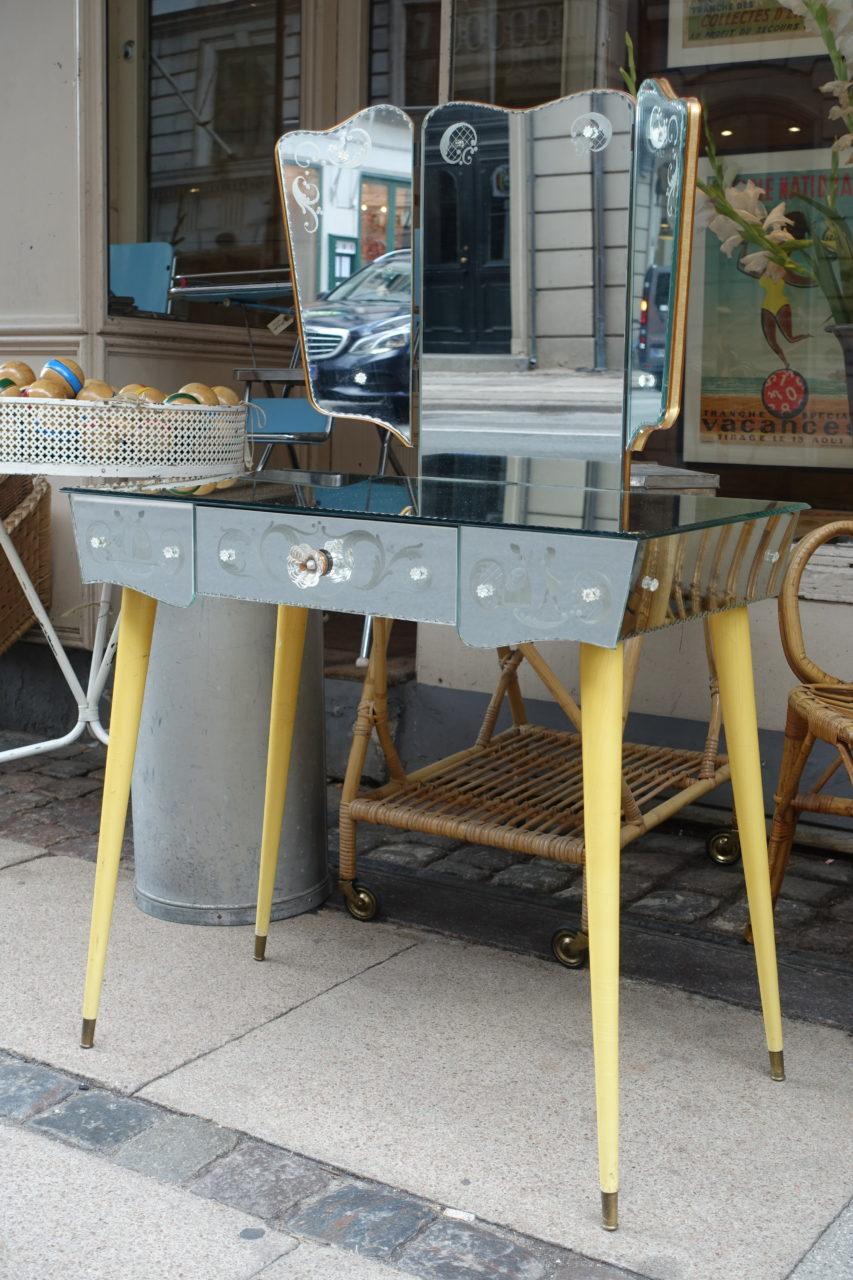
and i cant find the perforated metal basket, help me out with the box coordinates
[0,397,249,481]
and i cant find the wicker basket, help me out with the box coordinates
[0,474,52,657]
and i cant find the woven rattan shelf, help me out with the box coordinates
[337,620,733,945]
[349,723,729,862]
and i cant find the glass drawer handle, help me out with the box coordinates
[89,535,107,550]
[162,545,180,560]
[219,548,237,563]
[287,543,334,589]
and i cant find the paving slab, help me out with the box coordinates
[0,855,421,1092]
[29,1088,158,1150]
[112,1111,239,1182]
[0,1059,77,1120]
[285,1179,435,1256]
[788,1199,853,1279]
[142,936,853,1280]
[0,1123,292,1279]
[189,1137,334,1220]
[258,1238,409,1278]
[0,835,45,869]
[398,1216,557,1279]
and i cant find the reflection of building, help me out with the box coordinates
[148,0,301,276]
[422,95,632,373]
[314,117,412,294]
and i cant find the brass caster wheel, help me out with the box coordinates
[343,883,380,922]
[706,828,741,865]
[551,928,589,969]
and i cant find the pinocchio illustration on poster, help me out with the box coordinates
[684,149,853,469]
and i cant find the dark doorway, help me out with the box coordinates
[422,112,511,354]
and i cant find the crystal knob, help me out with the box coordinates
[287,543,333,589]
[89,535,107,550]
[162,545,180,560]
[409,565,431,586]
[764,550,780,563]
[219,548,237,564]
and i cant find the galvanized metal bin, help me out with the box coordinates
[132,598,328,924]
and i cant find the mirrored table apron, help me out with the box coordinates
[66,473,805,1232]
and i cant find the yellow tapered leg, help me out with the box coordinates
[254,606,309,960]
[580,641,624,1231]
[708,607,784,1080]
[81,589,158,1048]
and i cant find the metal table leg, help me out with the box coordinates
[81,587,158,1048]
[253,605,309,960]
[580,640,624,1232]
[708,606,785,1082]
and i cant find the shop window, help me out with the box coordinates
[359,178,412,263]
[107,0,301,327]
[328,236,359,291]
[630,0,851,512]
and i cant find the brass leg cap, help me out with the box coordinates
[769,1049,785,1082]
[254,935,267,962]
[601,1190,618,1231]
[80,1018,96,1049]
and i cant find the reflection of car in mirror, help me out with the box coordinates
[635,264,670,389]
[301,249,411,428]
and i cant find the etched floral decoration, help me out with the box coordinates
[290,138,323,234]
[646,104,682,222]
[570,112,613,155]
[327,126,372,169]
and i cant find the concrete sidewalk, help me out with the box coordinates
[1,844,851,1280]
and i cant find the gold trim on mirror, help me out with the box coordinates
[629,80,701,456]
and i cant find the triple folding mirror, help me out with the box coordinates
[277,80,698,465]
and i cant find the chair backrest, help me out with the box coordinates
[779,520,853,686]
[109,243,174,315]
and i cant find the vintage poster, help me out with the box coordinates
[668,0,825,68]
[684,149,853,469]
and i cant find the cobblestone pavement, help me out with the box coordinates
[0,733,850,971]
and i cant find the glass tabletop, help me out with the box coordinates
[69,467,806,541]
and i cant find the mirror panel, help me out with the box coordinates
[419,91,635,482]
[278,105,415,443]
[625,79,694,449]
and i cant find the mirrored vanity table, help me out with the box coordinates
[67,80,805,1232]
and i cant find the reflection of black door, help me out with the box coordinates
[423,113,511,354]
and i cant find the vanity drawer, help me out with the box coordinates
[195,507,457,624]
[458,526,638,648]
[69,494,195,607]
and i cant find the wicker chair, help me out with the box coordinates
[765,520,853,910]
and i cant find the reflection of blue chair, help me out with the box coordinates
[235,367,332,471]
[109,243,174,315]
